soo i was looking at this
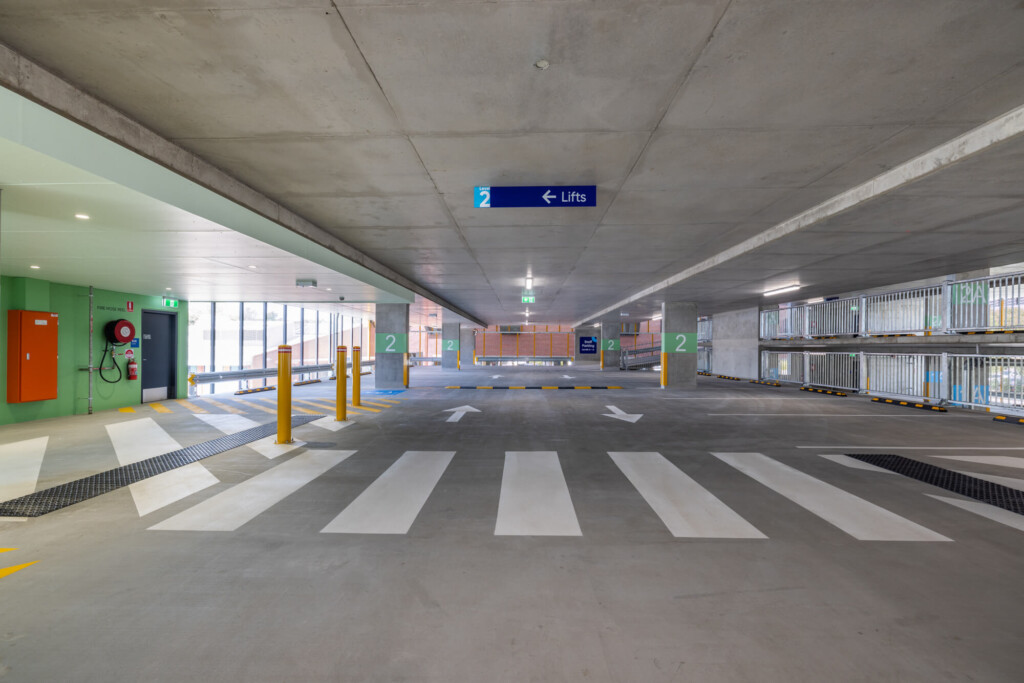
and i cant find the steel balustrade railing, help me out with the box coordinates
[697,318,713,343]
[761,270,1024,339]
[621,345,661,370]
[864,286,943,335]
[760,351,1024,414]
[698,347,712,373]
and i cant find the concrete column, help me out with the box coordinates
[441,322,460,369]
[600,322,620,370]
[662,302,697,389]
[710,307,759,379]
[460,327,476,365]
[375,303,408,389]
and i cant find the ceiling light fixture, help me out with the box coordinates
[326,287,332,291]
[74,213,90,220]
[29,265,40,269]
[651,314,662,321]
[764,284,801,297]
[165,287,172,291]
[248,265,257,269]
[525,277,533,290]
[805,297,824,304]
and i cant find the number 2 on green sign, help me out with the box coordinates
[674,334,688,353]
[447,340,455,350]
[385,334,397,353]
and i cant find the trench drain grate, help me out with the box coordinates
[846,453,1024,516]
[0,414,323,518]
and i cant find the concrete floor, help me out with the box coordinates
[2,365,1024,682]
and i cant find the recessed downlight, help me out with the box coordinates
[74,213,90,220]
[165,287,172,291]
[248,265,257,269]
[29,265,40,269]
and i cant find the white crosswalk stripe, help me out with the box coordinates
[495,451,581,536]
[194,413,261,435]
[927,495,1024,533]
[711,452,951,541]
[932,455,1024,470]
[150,450,355,531]
[609,452,765,538]
[0,436,48,502]
[322,451,455,534]
[107,418,218,517]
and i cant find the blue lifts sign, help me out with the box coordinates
[474,186,596,208]
[579,336,597,354]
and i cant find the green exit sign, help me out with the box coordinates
[522,295,535,303]
[162,297,179,308]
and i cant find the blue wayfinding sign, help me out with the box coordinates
[475,185,596,208]
[579,336,597,354]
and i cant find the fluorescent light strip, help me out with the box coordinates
[764,285,801,297]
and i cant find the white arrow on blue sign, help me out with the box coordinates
[475,186,596,208]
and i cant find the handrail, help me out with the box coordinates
[190,361,374,386]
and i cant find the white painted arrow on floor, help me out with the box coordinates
[445,405,481,423]
[561,375,575,379]
[491,374,504,379]
[603,405,643,423]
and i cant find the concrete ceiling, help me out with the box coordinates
[0,0,1023,326]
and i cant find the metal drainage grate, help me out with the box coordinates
[846,453,1024,516]
[0,414,323,518]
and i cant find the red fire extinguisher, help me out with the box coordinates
[127,357,139,381]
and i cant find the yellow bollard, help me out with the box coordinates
[336,346,347,422]
[457,350,461,371]
[352,346,361,407]
[403,352,410,388]
[660,352,667,388]
[276,345,293,444]
[600,348,605,370]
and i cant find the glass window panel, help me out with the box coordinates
[242,303,266,389]
[214,301,242,372]
[266,303,285,370]
[318,310,331,365]
[187,302,212,397]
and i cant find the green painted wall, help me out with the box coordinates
[0,276,189,425]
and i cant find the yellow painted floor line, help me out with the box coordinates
[118,407,136,413]
[0,548,14,553]
[247,399,279,415]
[349,403,381,413]
[295,400,335,412]
[175,399,209,414]
[149,402,173,414]
[201,398,245,415]
[0,561,37,580]
[369,398,401,405]
[292,405,322,416]
[359,400,391,408]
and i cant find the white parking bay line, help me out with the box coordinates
[195,413,261,435]
[0,437,48,501]
[933,456,1024,470]
[609,452,765,538]
[495,452,582,536]
[818,453,895,473]
[321,451,455,534]
[927,495,1024,533]
[107,418,218,516]
[150,450,355,531]
[798,446,1024,450]
[711,452,951,542]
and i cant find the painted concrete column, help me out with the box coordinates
[662,302,697,389]
[710,307,760,379]
[600,322,620,370]
[375,303,409,389]
[441,322,460,369]
[460,327,476,366]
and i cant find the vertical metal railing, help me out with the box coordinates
[864,353,942,400]
[761,351,805,384]
[948,273,1024,331]
[763,269,1024,338]
[697,317,713,343]
[806,299,860,337]
[948,355,1024,410]
[697,347,712,373]
[806,352,860,390]
[864,286,943,335]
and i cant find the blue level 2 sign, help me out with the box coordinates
[474,186,596,208]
